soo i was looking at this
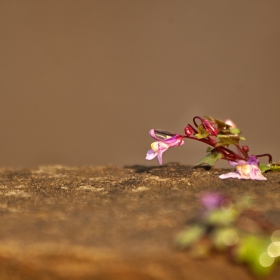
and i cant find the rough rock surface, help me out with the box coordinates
[0,163,279,279]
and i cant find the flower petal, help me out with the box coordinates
[247,155,260,166]
[149,129,174,141]
[219,172,242,179]
[146,149,157,160]
[157,149,167,165]
[164,135,184,147]
[250,165,267,180]
[237,164,252,178]
[149,129,161,141]
[229,161,238,167]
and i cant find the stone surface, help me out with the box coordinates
[0,163,280,279]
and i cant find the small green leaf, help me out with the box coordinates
[239,136,246,140]
[196,133,209,139]
[216,135,240,146]
[196,150,223,166]
[235,235,273,277]
[269,163,280,172]
[259,164,271,173]
[174,225,205,249]
[213,227,240,251]
[230,127,241,134]
[260,163,280,173]
[206,147,213,153]
[207,209,237,226]
[195,124,209,139]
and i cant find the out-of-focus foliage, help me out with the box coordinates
[175,193,280,277]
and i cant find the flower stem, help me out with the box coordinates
[255,153,273,164]
[235,145,249,161]
[192,116,202,128]
[183,135,244,162]
[216,146,244,161]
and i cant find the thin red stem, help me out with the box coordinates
[235,145,249,161]
[182,135,244,162]
[255,153,273,164]
[193,116,203,128]
[217,146,244,161]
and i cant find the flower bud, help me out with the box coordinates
[184,124,194,136]
[242,146,249,153]
[202,119,219,136]
[225,119,237,128]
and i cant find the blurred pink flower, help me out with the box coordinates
[200,192,225,210]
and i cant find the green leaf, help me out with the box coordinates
[195,124,209,139]
[269,163,280,172]
[229,127,241,134]
[213,227,240,251]
[260,163,280,173]
[196,150,223,166]
[259,164,272,173]
[235,235,273,277]
[207,209,237,226]
[216,135,240,146]
[196,133,209,139]
[239,136,246,140]
[206,147,213,153]
[174,225,205,249]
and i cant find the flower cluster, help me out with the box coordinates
[145,116,276,180]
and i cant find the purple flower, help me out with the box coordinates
[200,192,225,210]
[219,155,267,180]
[145,129,184,165]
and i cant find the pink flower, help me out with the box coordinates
[219,156,266,180]
[146,129,184,165]
[200,192,225,210]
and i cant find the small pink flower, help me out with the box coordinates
[219,155,266,180]
[146,129,184,165]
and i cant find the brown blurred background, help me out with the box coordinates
[0,0,280,168]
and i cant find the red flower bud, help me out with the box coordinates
[184,124,195,136]
[202,119,218,136]
[242,146,249,153]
